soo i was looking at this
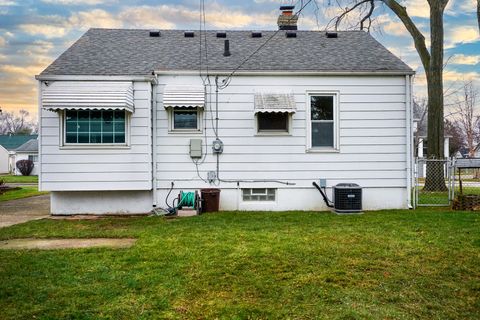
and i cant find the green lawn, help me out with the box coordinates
[0,186,48,202]
[0,209,479,319]
[0,174,38,183]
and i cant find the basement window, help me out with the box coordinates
[64,110,127,145]
[242,188,276,202]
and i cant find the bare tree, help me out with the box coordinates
[0,109,37,135]
[328,0,449,190]
[455,81,479,157]
[444,119,465,156]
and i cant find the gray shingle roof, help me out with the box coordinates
[0,135,38,151]
[15,139,38,153]
[40,29,413,76]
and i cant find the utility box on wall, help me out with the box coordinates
[190,139,202,158]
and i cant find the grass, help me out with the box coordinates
[417,186,480,205]
[0,174,38,183]
[0,186,48,202]
[0,209,479,319]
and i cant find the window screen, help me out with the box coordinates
[310,96,335,148]
[65,110,126,144]
[257,113,288,132]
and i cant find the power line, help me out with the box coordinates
[217,0,313,89]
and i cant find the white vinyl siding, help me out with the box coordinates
[39,81,152,191]
[155,75,407,191]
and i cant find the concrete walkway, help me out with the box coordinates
[0,195,50,228]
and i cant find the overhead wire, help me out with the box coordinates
[217,0,313,90]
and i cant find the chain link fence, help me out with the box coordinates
[414,158,454,207]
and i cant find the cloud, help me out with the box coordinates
[19,23,68,38]
[443,70,480,82]
[446,25,479,48]
[68,9,122,29]
[42,0,114,4]
[0,35,5,46]
[0,0,17,5]
[405,0,429,18]
[450,54,480,65]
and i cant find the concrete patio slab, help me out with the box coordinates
[0,238,136,250]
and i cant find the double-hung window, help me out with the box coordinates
[308,93,338,151]
[64,110,127,145]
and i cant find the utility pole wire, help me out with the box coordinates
[218,0,313,90]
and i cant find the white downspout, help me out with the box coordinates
[37,80,42,192]
[405,75,413,209]
[152,76,158,208]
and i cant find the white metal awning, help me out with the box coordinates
[163,85,205,109]
[41,81,134,113]
[254,93,296,113]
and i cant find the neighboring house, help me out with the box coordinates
[14,139,39,176]
[0,145,8,174]
[36,7,415,214]
[0,135,38,174]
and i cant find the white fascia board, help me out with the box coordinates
[154,70,416,76]
[35,74,156,82]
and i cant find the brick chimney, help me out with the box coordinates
[277,5,298,30]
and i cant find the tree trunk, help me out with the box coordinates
[477,0,480,31]
[424,2,447,192]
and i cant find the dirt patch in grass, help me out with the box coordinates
[0,238,136,250]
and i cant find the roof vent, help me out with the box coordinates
[149,30,160,37]
[223,39,231,57]
[251,32,262,38]
[326,32,338,38]
[184,31,194,38]
[285,31,297,38]
[216,31,227,38]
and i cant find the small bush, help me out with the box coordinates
[16,159,34,176]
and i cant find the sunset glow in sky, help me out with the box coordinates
[0,0,478,117]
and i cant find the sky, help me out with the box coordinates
[0,0,478,117]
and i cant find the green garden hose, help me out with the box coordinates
[178,191,196,209]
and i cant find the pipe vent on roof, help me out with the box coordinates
[251,32,262,38]
[149,30,160,37]
[216,31,226,38]
[184,31,194,38]
[326,32,338,38]
[285,31,297,38]
[223,39,231,57]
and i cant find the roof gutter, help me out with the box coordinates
[35,75,157,82]
[154,70,415,76]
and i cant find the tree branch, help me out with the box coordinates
[381,0,430,71]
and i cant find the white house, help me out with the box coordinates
[14,139,39,176]
[0,145,8,174]
[0,135,38,174]
[36,8,414,215]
